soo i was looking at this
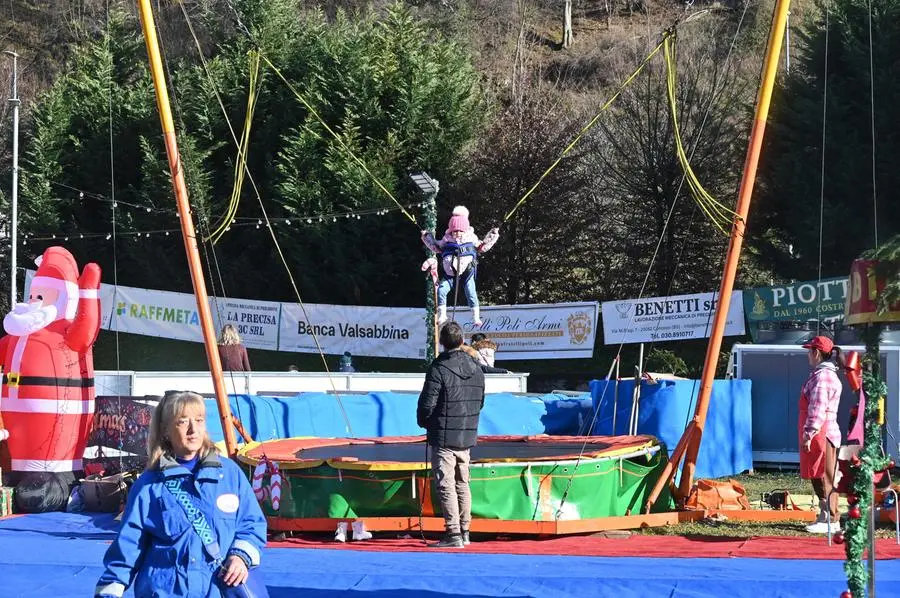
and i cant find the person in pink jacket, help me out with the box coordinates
[421,206,499,327]
[799,335,844,534]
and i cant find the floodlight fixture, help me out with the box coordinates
[410,171,439,195]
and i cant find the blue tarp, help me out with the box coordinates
[589,379,753,479]
[204,392,594,442]
[1,512,897,597]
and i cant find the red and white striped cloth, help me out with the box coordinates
[250,457,282,511]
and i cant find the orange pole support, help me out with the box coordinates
[676,0,793,499]
[644,421,694,513]
[136,0,238,457]
[232,415,254,444]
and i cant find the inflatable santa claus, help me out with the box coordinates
[0,246,101,512]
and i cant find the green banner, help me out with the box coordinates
[743,277,848,322]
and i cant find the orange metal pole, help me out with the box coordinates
[676,0,793,498]
[644,421,694,513]
[643,0,794,509]
[136,0,238,457]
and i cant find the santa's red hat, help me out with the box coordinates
[31,246,80,320]
[447,206,470,233]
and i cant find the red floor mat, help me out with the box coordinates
[268,532,900,560]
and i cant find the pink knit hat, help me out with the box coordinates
[447,206,470,233]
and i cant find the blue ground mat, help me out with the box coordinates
[1,513,897,597]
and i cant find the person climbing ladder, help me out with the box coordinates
[421,206,499,327]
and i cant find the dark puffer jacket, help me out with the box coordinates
[417,349,486,449]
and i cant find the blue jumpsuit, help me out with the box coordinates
[95,453,267,598]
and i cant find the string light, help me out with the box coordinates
[23,201,431,243]
[43,180,429,226]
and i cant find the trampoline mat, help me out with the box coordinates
[240,434,657,467]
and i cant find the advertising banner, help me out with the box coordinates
[210,297,281,350]
[601,291,745,345]
[28,270,599,360]
[109,284,205,343]
[449,302,599,360]
[279,303,428,359]
[743,277,849,323]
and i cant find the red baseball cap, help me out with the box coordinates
[803,335,834,353]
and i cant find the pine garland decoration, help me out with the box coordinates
[423,192,437,367]
[843,324,889,597]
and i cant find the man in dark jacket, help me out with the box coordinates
[417,321,486,548]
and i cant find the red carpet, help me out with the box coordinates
[268,532,900,560]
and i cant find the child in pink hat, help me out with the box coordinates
[422,206,499,327]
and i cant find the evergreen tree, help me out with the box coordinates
[752,0,900,281]
[14,3,482,307]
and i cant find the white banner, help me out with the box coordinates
[279,303,428,359]
[450,302,598,360]
[27,271,598,360]
[601,291,745,345]
[110,285,205,343]
[210,298,280,351]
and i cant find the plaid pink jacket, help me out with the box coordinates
[801,362,843,447]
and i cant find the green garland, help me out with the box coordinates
[843,324,890,597]
[422,192,437,367]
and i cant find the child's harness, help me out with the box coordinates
[440,241,478,283]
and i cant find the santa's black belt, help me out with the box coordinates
[2,374,95,388]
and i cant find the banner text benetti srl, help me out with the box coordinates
[601,291,745,345]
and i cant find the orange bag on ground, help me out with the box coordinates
[684,479,751,511]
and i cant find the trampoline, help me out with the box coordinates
[237,434,675,533]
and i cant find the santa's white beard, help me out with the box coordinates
[3,302,58,336]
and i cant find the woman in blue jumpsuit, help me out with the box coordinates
[95,391,267,597]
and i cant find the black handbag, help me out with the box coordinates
[81,472,134,513]
[163,477,269,598]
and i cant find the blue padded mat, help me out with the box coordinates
[1,513,898,597]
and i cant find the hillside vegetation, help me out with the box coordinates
[0,0,897,378]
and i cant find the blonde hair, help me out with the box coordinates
[220,324,241,346]
[147,391,217,471]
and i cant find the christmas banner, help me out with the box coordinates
[845,260,900,325]
[601,291,745,344]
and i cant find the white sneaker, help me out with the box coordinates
[437,306,448,325]
[351,520,373,541]
[335,521,348,543]
[805,521,841,534]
